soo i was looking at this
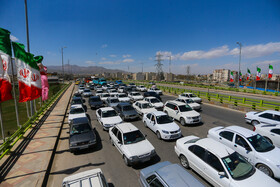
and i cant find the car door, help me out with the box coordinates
[217,131,235,149]
[174,105,182,121]
[270,128,280,147]
[273,114,280,125]
[233,134,255,164]
[96,109,102,123]
[145,113,153,129]
[258,112,275,125]
[134,102,140,113]
[188,145,207,177]
[167,103,176,119]
[149,114,157,132]
[115,130,124,154]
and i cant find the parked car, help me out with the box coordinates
[128,91,144,102]
[118,86,125,93]
[253,124,280,147]
[89,84,95,90]
[245,110,280,126]
[148,87,163,95]
[174,136,279,187]
[88,96,103,109]
[68,104,87,124]
[94,85,102,90]
[62,168,108,187]
[207,125,280,178]
[175,98,201,111]
[114,102,139,121]
[143,91,162,101]
[105,97,121,108]
[116,93,130,102]
[179,92,202,103]
[71,97,86,111]
[82,89,92,97]
[107,89,118,93]
[144,97,164,111]
[163,100,201,126]
[109,123,156,166]
[139,161,205,187]
[133,100,157,115]
[69,117,96,153]
[96,107,123,130]
[100,93,110,102]
[143,111,181,140]
[136,85,147,92]
[78,85,85,94]
[73,92,82,98]
[95,89,103,97]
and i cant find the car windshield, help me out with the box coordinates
[189,94,197,98]
[132,93,141,96]
[123,130,145,144]
[247,134,275,152]
[71,99,83,105]
[141,103,152,109]
[102,94,110,97]
[150,98,160,103]
[222,152,255,180]
[118,94,126,98]
[178,105,193,112]
[96,90,103,93]
[102,110,117,117]
[140,86,144,88]
[70,107,84,114]
[123,105,134,111]
[156,115,173,124]
[71,123,91,134]
[110,99,119,103]
[79,87,85,90]
[84,90,91,93]
[185,99,194,104]
[89,98,101,102]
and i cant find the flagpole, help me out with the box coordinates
[0,103,5,142]
[10,58,21,127]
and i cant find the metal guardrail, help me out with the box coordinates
[0,83,71,159]
[126,81,280,111]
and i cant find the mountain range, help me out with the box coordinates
[47,65,127,74]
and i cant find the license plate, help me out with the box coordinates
[79,145,89,150]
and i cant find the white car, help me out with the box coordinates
[207,125,280,179]
[245,110,280,126]
[179,92,202,103]
[117,93,130,102]
[133,100,157,115]
[174,136,279,187]
[102,85,108,91]
[143,111,181,140]
[82,89,92,97]
[136,85,147,92]
[107,89,117,93]
[128,91,144,102]
[144,97,164,111]
[253,124,280,147]
[109,123,156,166]
[163,100,201,126]
[100,93,110,102]
[96,107,123,130]
[68,104,87,124]
[118,86,125,93]
[175,98,201,111]
[78,86,85,94]
[95,89,103,97]
[109,93,118,98]
[147,87,163,95]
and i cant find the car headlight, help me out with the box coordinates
[187,117,192,120]
[70,143,77,147]
[162,130,169,134]
[277,165,280,170]
[89,140,96,144]
[104,124,111,127]
[130,156,138,160]
[151,149,156,155]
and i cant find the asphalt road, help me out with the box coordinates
[47,87,251,187]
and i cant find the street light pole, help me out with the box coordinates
[237,42,242,88]
[61,47,66,83]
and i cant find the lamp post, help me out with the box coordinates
[61,46,67,83]
[236,42,242,88]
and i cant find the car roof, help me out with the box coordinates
[224,126,257,138]
[118,102,131,107]
[262,110,280,115]
[89,96,100,99]
[183,92,193,94]
[72,117,89,124]
[136,100,149,104]
[116,123,138,133]
[197,138,234,157]
[100,107,115,111]
[145,96,157,99]
[70,104,83,109]
[259,124,280,129]
[150,111,166,116]
[166,100,185,106]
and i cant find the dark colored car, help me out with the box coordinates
[73,92,82,98]
[88,96,103,109]
[69,117,97,153]
[89,84,95,90]
[71,97,87,112]
[144,91,162,101]
[114,103,139,121]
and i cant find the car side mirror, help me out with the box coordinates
[218,172,227,178]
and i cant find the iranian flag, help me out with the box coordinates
[12,42,41,102]
[256,67,261,81]
[239,72,242,82]
[0,28,13,103]
[268,64,273,79]
[230,71,234,82]
[247,68,251,80]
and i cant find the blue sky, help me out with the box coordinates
[1,0,280,74]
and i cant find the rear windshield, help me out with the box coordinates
[71,123,91,134]
[89,98,101,102]
[70,107,84,114]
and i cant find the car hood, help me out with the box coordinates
[151,102,163,107]
[157,122,180,132]
[122,110,138,116]
[142,108,158,114]
[102,116,122,124]
[118,97,130,101]
[123,139,155,157]
[181,110,200,117]
[89,101,103,106]
[68,113,86,120]
[70,131,96,143]
[246,111,258,116]
[132,95,143,99]
[258,147,280,166]
[189,103,200,108]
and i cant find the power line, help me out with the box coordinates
[155,53,164,80]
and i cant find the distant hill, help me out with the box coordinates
[47,65,127,74]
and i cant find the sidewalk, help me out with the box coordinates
[0,83,74,187]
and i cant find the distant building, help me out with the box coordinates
[164,73,174,81]
[213,69,230,82]
[133,72,145,81]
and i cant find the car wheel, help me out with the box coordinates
[263,136,273,145]
[257,164,273,177]
[251,120,260,126]
[123,155,131,166]
[180,118,186,126]
[156,131,161,140]
[110,137,114,146]
[144,121,148,127]
[180,155,189,169]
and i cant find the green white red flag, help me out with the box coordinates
[230,71,234,82]
[12,42,41,102]
[268,64,273,79]
[0,28,13,103]
[239,72,242,82]
[256,67,261,81]
[247,68,251,80]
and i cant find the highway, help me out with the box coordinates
[47,87,251,187]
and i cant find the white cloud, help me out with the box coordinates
[155,51,173,60]
[110,54,117,58]
[123,54,131,58]
[10,35,18,42]
[101,44,108,48]
[85,60,96,65]
[122,58,134,63]
[99,61,116,65]
[101,57,107,60]
[252,59,280,66]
